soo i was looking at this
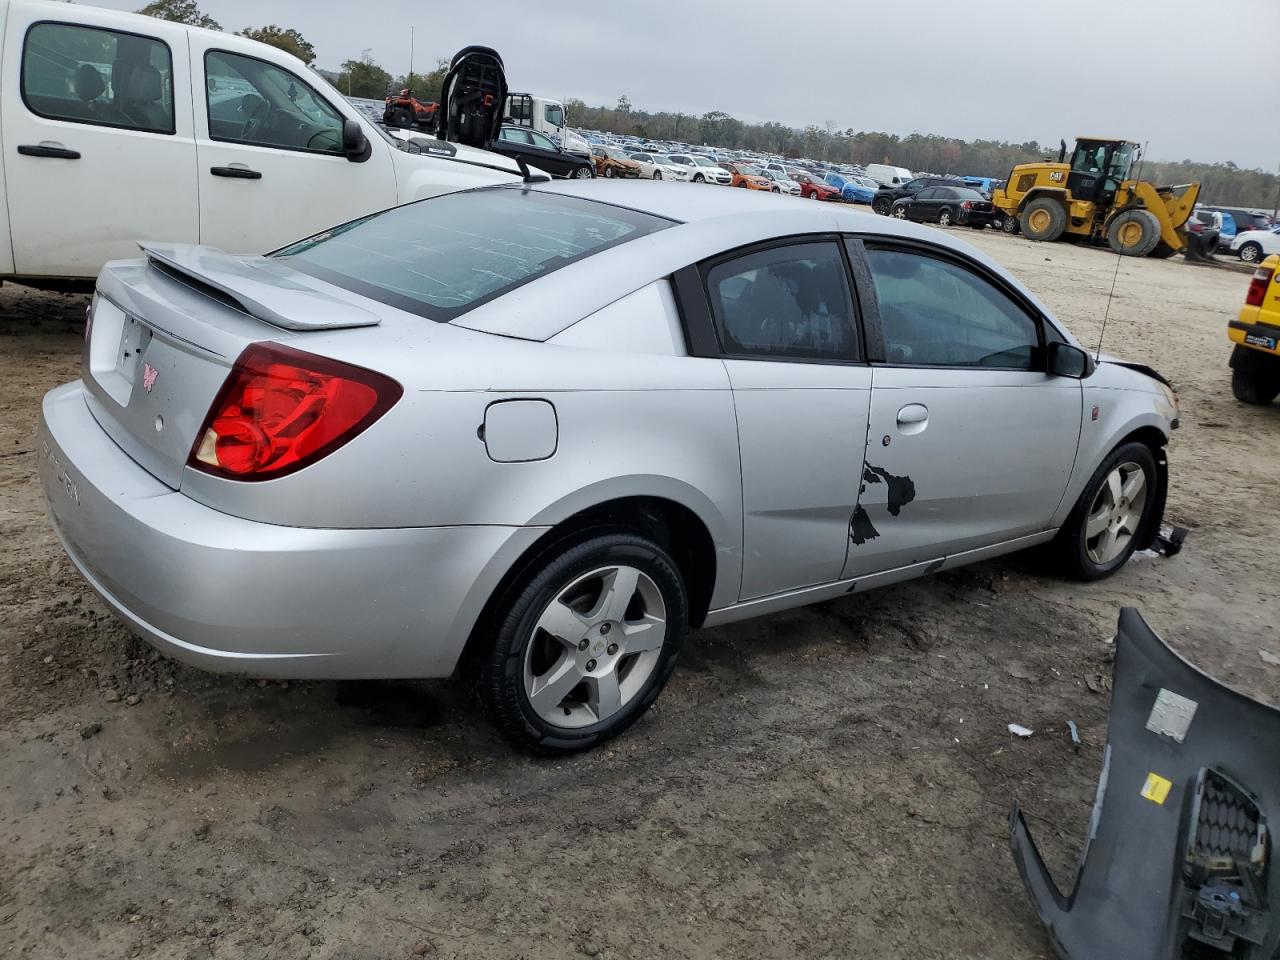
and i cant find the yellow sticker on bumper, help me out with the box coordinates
[1141,773,1173,805]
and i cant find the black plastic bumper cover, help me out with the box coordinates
[1011,608,1280,959]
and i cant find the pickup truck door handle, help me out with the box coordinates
[210,165,262,180]
[17,143,81,160]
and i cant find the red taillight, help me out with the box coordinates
[1246,267,1275,307]
[961,200,972,210]
[189,342,402,481]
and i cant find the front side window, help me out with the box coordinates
[22,22,174,134]
[705,242,859,362]
[865,248,1040,370]
[528,130,557,150]
[205,50,343,153]
[915,188,939,200]
[543,103,565,128]
[276,188,672,323]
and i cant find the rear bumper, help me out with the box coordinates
[1229,320,1280,358]
[39,382,545,679]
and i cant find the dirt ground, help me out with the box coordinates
[1,231,1277,960]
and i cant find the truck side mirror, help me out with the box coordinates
[1047,341,1095,379]
[342,119,371,163]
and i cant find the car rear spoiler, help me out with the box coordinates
[138,243,381,331]
[1011,607,1279,958]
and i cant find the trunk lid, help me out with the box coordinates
[83,245,382,489]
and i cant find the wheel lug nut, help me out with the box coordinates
[600,623,611,635]
[578,639,589,651]
[585,659,597,671]
[607,643,618,655]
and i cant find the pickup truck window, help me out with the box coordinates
[22,22,174,135]
[205,50,344,155]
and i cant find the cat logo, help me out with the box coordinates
[1049,171,1065,183]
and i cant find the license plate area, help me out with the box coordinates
[1244,332,1278,351]
[87,297,152,407]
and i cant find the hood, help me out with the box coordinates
[1096,352,1173,389]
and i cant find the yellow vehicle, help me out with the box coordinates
[992,138,1210,259]
[1228,253,1280,404]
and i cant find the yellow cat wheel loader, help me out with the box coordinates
[992,138,1214,260]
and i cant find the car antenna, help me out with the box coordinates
[1095,140,1148,361]
[515,156,536,183]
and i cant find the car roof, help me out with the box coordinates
[444,182,1063,344]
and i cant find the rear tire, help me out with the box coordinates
[938,208,953,227]
[1019,197,1067,242]
[388,106,413,128]
[1232,368,1280,405]
[603,166,615,179]
[1107,209,1162,257]
[1055,442,1159,581]
[465,532,687,755]
[1239,242,1263,263]
[1000,216,1020,235]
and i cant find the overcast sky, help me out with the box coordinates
[90,0,1280,169]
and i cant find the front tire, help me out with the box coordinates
[653,170,662,180]
[603,166,615,179]
[1000,216,1019,235]
[1107,209,1162,257]
[1239,242,1263,263]
[1055,442,1158,581]
[693,174,704,183]
[891,204,907,219]
[873,196,892,216]
[467,532,687,755]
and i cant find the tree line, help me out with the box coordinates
[136,1,1278,210]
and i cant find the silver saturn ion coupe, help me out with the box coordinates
[38,181,1179,753]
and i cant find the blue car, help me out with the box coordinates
[824,173,877,204]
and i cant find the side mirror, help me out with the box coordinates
[1048,341,1095,379]
[342,119,370,162]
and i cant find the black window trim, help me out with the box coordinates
[671,234,868,367]
[846,234,1058,374]
[203,48,347,158]
[20,19,177,137]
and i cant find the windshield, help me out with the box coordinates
[543,103,565,128]
[740,165,762,176]
[855,177,877,188]
[275,188,672,322]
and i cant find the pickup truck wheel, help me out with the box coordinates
[467,532,687,755]
[1056,442,1157,581]
[1019,197,1067,242]
[873,197,892,216]
[1239,242,1263,263]
[1231,368,1280,405]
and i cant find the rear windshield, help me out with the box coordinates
[274,188,672,322]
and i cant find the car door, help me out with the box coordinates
[496,127,539,168]
[908,188,937,221]
[686,239,873,600]
[3,12,197,277]
[191,42,397,255]
[526,129,571,176]
[841,239,1082,578]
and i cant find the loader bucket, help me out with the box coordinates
[1183,230,1218,262]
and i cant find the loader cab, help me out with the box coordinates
[1067,139,1137,205]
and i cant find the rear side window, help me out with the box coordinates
[276,188,672,322]
[705,242,860,362]
[22,22,174,134]
[865,248,1040,370]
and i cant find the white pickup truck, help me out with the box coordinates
[0,0,521,286]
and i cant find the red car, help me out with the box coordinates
[789,171,841,201]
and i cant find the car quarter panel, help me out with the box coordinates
[39,381,544,678]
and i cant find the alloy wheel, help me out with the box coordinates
[892,206,906,219]
[939,210,952,226]
[522,565,667,729]
[1084,461,1148,565]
